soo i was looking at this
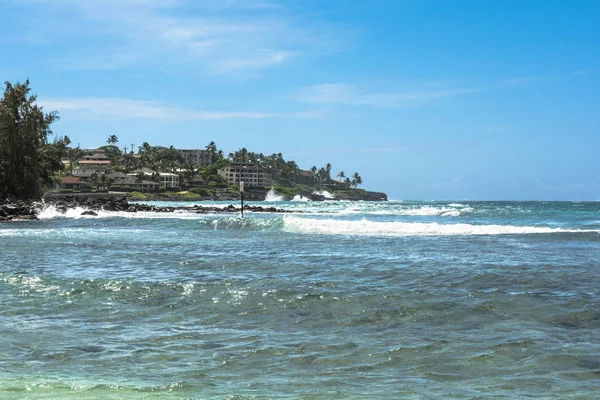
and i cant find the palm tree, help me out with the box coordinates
[99,173,107,191]
[310,166,317,186]
[351,172,363,188]
[337,171,346,183]
[106,135,119,145]
[90,171,99,189]
[325,163,332,180]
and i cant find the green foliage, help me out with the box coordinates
[199,159,229,178]
[189,187,211,196]
[0,79,63,199]
[272,185,298,197]
[129,191,148,200]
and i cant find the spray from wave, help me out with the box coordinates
[265,189,285,201]
[291,195,309,202]
[312,190,334,199]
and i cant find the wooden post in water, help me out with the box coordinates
[240,180,244,218]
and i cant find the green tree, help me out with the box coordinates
[90,171,99,189]
[0,79,61,199]
[310,165,317,186]
[351,172,363,188]
[67,146,84,176]
[107,134,119,145]
[206,141,218,164]
[337,171,346,183]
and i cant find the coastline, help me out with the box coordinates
[1,187,387,221]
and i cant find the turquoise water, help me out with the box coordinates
[1,200,599,399]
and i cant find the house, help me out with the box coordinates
[128,168,180,189]
[58,177,90,190]
[72,165,109,178]
[82,153,110,161]
[177,149,212,167]
[217,162,271,187]
[77,159,111,167]
[113,176,160,191]
[294,169,315,186]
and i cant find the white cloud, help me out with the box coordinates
[291,71,587,108]
[19,0,343,75]
[41,97,326,121]
[292,83,483,108]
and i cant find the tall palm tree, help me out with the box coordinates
[310,166,317,186]
[337,171,346,183]
[106,135,119,145]
[325,163,332,180]
[351,172,362,188]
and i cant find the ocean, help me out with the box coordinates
[1,199,599,399]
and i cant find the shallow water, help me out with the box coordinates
[1,200,599,398]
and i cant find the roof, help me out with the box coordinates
[115,176,160,185]
[82,153,110,160]
[78,160,111,165]
[60,177,85,184]
[222,162,268,171]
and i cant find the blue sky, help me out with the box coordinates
[1,0,598,200]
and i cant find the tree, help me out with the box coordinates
[107,135,119,145]
[351,172,363,188]
[310,166,317,186]
[325,163,332,180]
[67,146,84,176]
[90,171,99,189]
[0,79,61,199]
[337,171,346,183]
[206,141,218,164]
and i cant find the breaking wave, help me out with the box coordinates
[265,189,285,201]
[312,190,334,199]
[282,217,599,236]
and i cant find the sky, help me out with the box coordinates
[1,0,599,200]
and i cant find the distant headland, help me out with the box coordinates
[0,80,387,207]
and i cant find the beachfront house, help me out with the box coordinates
[217,162,271,187]
[58,177,91,190]
[72,165,109,178]
[113,176,160,192]
[128,168,180,189]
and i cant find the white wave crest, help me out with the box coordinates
[282,217,597,236]
[313,190,334,199]
[366,206,471,217]
[265,189,285,201]
[291,195,309,202]
[37,206,102,219]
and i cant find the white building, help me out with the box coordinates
[217,163,271,187]
[177,149,212,167]
[128,168,180,189]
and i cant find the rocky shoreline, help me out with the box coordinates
[0,199,39,221]
[1,195,300,221]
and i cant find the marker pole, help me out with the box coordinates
[240,181,244,218]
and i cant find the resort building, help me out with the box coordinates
[177,149,212,167]
[217,163,271,187]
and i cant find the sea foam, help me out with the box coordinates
[282,216,598,236]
